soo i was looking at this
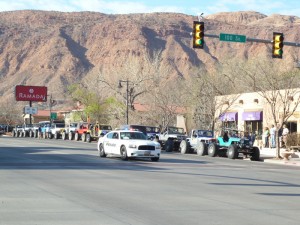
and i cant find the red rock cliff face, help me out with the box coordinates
[0,10,299,103]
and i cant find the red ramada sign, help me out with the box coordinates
[15,85,47,102]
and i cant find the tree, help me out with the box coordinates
[0,98,23,126]
[95,50,171,126]
[67,84,121,124]
[183,66,240,132]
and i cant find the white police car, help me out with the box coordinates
[97,130,161,161]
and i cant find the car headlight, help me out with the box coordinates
[129,144,137,148]
[156,145,161,150]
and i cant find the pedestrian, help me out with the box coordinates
[270,124,276,148]
[282,124,289,148]
[38,125,42,139]
[263,127,270,148]
[277,124,283,147]
[223,131,229,142]
[250,132,256,146]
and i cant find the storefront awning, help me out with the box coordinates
[219,112,238,121]
[242,111,263,121]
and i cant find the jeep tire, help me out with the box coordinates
[250,147,260,161]
[165,139,174,152]
[180,140,190,154]
[208,143,218,157]
[227,144,238,159]
[197,141,207,156]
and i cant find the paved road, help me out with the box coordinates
[1,136,300,225]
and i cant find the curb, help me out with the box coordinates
[262,158,300,167]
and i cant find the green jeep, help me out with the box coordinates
[207,129,260,161]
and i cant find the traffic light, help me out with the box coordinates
[272,32,284,58]
[193,21,204,49]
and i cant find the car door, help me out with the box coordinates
[103,132,114,154]
[111,132,121,155]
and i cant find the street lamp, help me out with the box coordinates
[118,79,129,124]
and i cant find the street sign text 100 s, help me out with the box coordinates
[220,33,246,43]
[15,85,47,102]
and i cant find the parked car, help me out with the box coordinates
[61,122,79,140]
[179,129,216,155]
[0,125,4,135]
[12,125,24,137]
[29,123,40,138]
[207,128,260,161]
[97,130,161,161]
[119,124,160,140]
[73,122,112,142]
[157,126,187,152]
[48,123,65,139]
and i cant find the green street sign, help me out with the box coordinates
[220,33,246,43]
[50,112,57,119]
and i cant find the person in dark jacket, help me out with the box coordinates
[223,131,229,142]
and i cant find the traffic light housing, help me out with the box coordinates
[193,21,204,49]
[272,32,284,58]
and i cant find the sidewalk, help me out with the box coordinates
[259,147,300,167]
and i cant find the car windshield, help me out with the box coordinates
[167,127,185,134]
[120,132,147,140]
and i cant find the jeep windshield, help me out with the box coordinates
[167,127,185,134]
[197,130,213,137]
[146,126,160,134]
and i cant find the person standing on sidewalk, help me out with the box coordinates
[38,125,42,139]
[270,125,276,148]
[282,124,289,148]
[263,127,270,148]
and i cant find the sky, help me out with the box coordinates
[0,0,299,17]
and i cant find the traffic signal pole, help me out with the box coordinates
[202,33,300,60]
[205,33,300,46]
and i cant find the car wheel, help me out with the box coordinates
[165,139,174,152]
[99,144,106,157]
[151,157,159,162]
[82,133,86,142]
[86,133,91,143]
[208,143,218,157]
[120,146,128,160]
[197,141,207,156]
[69,132,73,140]
[62,132,66,140]
[74,133,79,141]
[180,140,189,154]
[227,144,238,159]
[250,147,260,161]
